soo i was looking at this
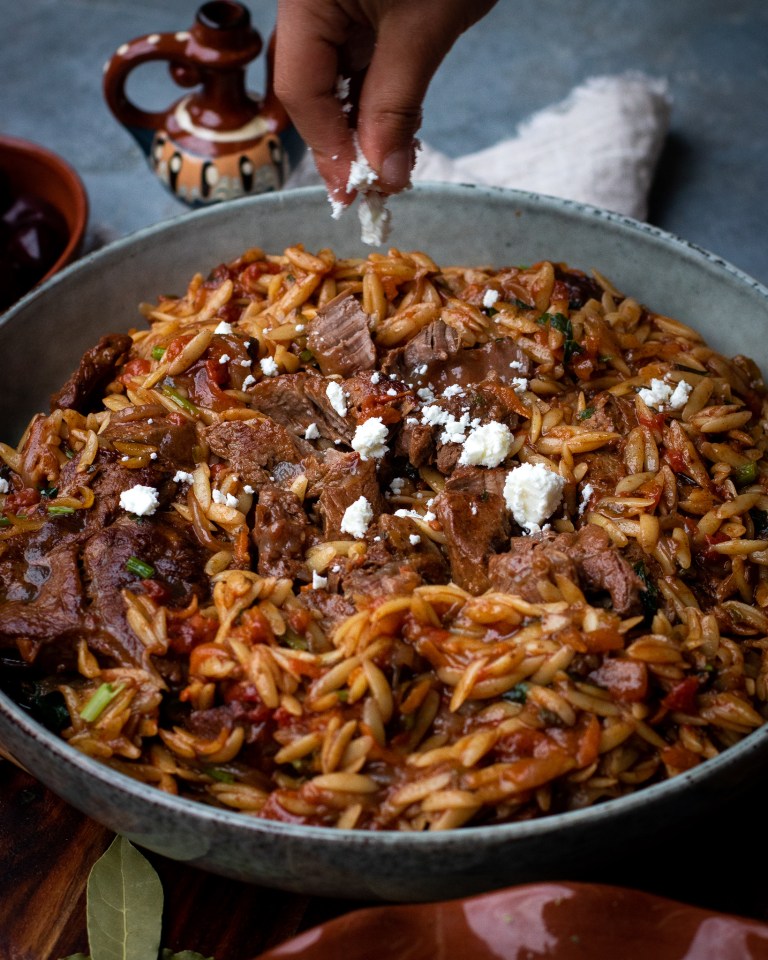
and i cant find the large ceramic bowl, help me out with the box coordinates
[2,184,768,901]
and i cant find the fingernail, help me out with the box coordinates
[380,145,414,191]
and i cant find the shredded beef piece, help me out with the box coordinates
[339,514,448,598]
[445,465,507,499]
[87,459,170,529]
[433,489,510,594]
[394,422,434,467]
[204,419,312,482]
[81,519,209,667]
[306,450,383,539]
[489,526,643,615]
[307,292,376,377]
[431,340,532,391]
[253,486,309,580]
[302,591,356,634]
[381,320,462,383]
[51,334,134,414]
[102,413,198,469]
[248,373,353,444]
[585,393,638,435]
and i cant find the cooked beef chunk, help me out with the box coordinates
[394,421,434,467]
[306,450,383,538]
[430,339,532,391]
[17,414,61,489]
[433,489,510,594]
[302,590,356,634]
[584,393,638,435]
[87,459,169,529]
[102,412,198,469]
[489,525,643,615]
[344,371,417,425]
[445,465,507,499]
[253,486,309,580]
[248,373,353,444]
[307,292,376,377]
[381,320,462,383]
[51,334,134,414]
[204,419,312,481]
[81,519,209,666]
[340,514,448,598]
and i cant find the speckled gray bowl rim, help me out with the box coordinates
[2,182,768,897]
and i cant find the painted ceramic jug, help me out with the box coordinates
[103,1,303,206]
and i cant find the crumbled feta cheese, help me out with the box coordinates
[668,379,692,410]
[394,508,422,520]
[443,384,464,398]
[415,364,429,376]
[212,489,239,508]
[459,422,513,468]
[335,75,351,101]
[0,478,9,494]
[637,378,672,409]
[147,418,154,425]
[242,374,256,389]
[329,196,346,220]
[244,341,251,349]
[389,477,405,496]
[173,470,194,485]
[260,356,279,377]
[239,359,251,367]
[312,570,329,589]
[421,404,448,427]
[417,386,435,403]
[579,482,594,516]
[423,510,436,523]
[482,289,499,309]
[150,452,158,460]
[305,422,320,440]
[351,417,388,461]
[409,534,421,545]
[440,413,471,445]
[218,353,231,364]
[243,485,255,495]
[347,150,379,192]
[509,360,525,371]
[371,371,381,385]
[326,380,348,416]
[405,417,418,425]
[359,190,391,246]
[503,463,565,534]
[470,503,478,516]
[121,455,130,462]
[295,324,305,333]
[119,484,160,517]
[340,495,373,539]
[214,321,233,335]
[511,377,528,395]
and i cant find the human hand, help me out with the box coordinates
[274,0,497,205]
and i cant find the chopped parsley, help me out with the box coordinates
[537,312,583,364]
[125,556,155,579]
[577,407,595,421]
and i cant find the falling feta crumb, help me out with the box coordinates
[242,374,256,389]
[503,463,565,534]
[329,197,346,220]
[459,421,513,468]
[305,422,320,440]
[340,495,373,538]
[334,75,351,101]
[214,321,233,335]
[218,353,231,364]
[351,417,389,460]
[409,534,421,545]
[260,356,279,377]
[359,190,391,246]
[326,380,348,416]
[482,289,499,309]
[212,489,239,508]
[119,484,160,517]
[312,570,329,589]
[579,482,594,516]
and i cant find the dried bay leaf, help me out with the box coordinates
[86,835,163,960]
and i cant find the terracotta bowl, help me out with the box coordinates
[0,134,88,290]
[1,185,768,901]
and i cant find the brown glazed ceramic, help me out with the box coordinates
[103,1,303,206]
[255,883,768,960]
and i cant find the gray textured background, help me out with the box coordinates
[3,0,768,283]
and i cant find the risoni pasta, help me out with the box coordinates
[1,244,768,831]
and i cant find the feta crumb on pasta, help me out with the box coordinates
[503,463,565,535]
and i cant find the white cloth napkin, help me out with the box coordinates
[287,72,671,221]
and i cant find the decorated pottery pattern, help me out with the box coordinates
[103,0,302,206]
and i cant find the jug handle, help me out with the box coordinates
[103,34,193,152]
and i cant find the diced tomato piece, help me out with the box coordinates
[5,488,40,514]
[588,658,648,702]
[167,612,218,654]
[661,745,700,774]
[661,676,700,713]
[118,357,151,384]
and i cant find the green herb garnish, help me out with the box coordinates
[48,505,76,516]
[577,407,595,421]
[39,485,58,498]
[206,767,235,784]
[152,346,166,361]
[125,556,155,579]
[79,682,125,722]
[537,312,583,364]
[502,682,529,704]
[0,517,10,528]
[299,349,314,363]
[633,560,660,621]
[161,383,199,415]
[735,462,758,486]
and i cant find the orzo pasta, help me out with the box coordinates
[2,244,768,831]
